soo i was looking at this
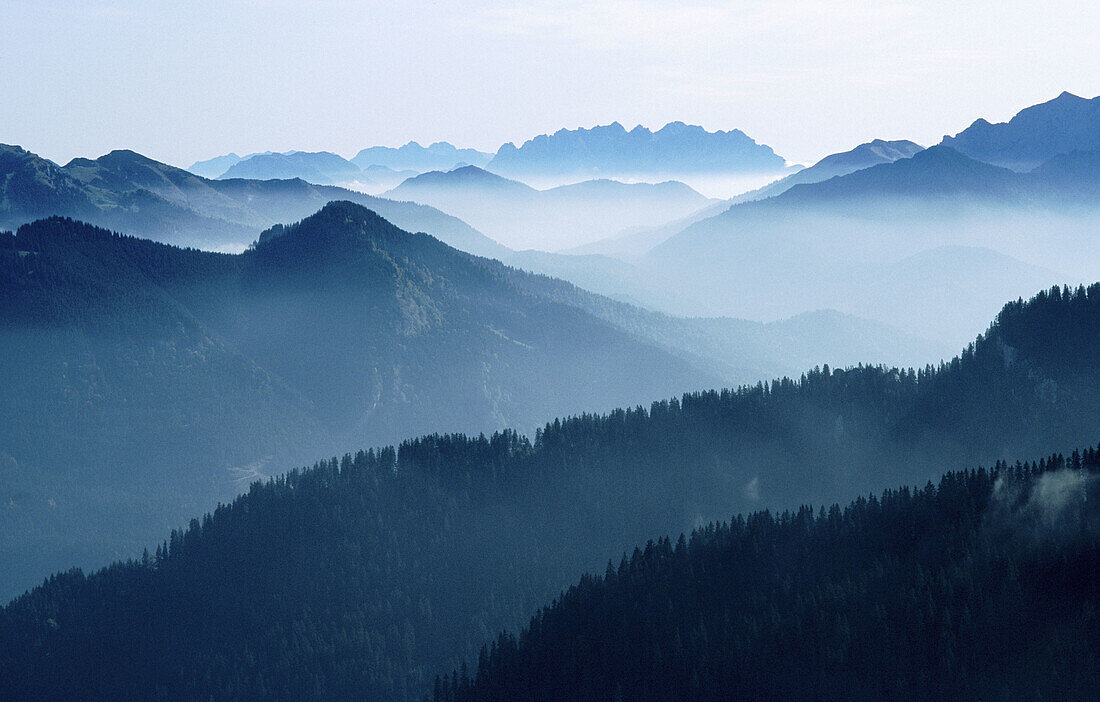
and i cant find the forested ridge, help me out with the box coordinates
[1,283,1099,700]
[436,448,1100,702]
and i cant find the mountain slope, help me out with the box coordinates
[773,145,1030,204]
[441,448,1100,702]
[941,91,1100,170]
[3,283,1100,701]
[0,218,326,600]
[0,205,720,599]
[565,139,924,259]
[187,152,243,178]
[498,264,947,378]
[0,145,99,223]
[385,166,712,250]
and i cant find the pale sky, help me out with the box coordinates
[2,0,1097,169]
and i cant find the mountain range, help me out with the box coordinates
[187,142,494,183]
[0,144,505,256]
[186,152,246,178]
[941,91,1100,170]
[566,93,1098,263]
[195,151,421,191]
[352,141,494,172]
[0,204,937,600]
[3,282,1099,700]
[635,143,1098,344]
[3,90,1100,702]
[487,121,788,181]
[188,123,790,192]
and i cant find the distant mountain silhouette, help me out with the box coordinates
[941,91,1100,170]
[775,145,1029,204]
[385,165,712,250]
[567,139,926,259]
[218,151,363,185]
[0,145,507,256]
[487,121,787,179]
[396,164,538,195]
[733,139,925,203]
[352,141,493,172]
[359,163,419,190]
[186,152,243,178]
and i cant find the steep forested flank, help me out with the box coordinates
[437,448,1100,702]
[1,284,1100,701]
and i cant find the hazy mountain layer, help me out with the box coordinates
[385,165,713,250]
[218,151,364,185]
[566,139,923,260]
[187,152,243,179]
[731,138,925,204]
[2,284,1099,701]
[642,145,1099,344]
[500,264,947,378]
[352,141,494,172]
[562,199,732,259]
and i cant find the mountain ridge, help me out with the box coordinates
[940,91,1100,170]
[0,144,508,257]
[639,143,1098,339]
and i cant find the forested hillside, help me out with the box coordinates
[0,205,716,598]
[438,448,1100,702]
[2,283,1099,701]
